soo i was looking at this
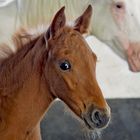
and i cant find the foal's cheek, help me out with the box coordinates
[62,75,78,91]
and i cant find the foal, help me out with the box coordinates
[0,5,110,140]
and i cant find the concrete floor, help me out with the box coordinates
[101,99,140,140]
[41,99,140,140]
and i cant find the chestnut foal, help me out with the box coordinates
[0,5,110,140]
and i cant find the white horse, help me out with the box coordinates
[16,0,140,72]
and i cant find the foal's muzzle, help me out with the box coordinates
[83,107,110,129]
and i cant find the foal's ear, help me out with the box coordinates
[46,6,66,39]
[74,5,93,34]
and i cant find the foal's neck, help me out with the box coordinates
[0,36,53,139]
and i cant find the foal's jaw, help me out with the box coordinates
[65,91,111,130]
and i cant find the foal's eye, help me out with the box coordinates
[59,60,71,71]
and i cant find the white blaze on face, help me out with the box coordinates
[91,0,140,58]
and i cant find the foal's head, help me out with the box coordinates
[44,5,110,130]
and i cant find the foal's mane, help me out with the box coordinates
[0,26,47,97]
[0,27,45,60]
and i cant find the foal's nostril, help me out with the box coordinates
[92,111,102,126]
[91,110,102,127]
[91,110,109,128]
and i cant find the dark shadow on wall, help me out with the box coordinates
[41,99,140,140]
